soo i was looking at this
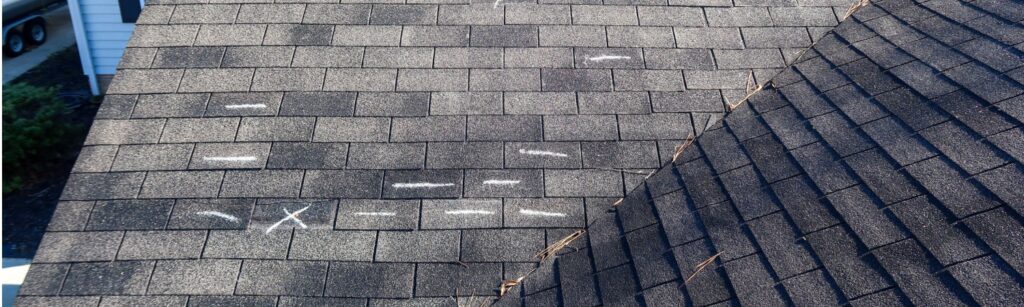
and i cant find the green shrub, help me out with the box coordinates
[3,83,81,193]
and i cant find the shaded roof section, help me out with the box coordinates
[521,0,1024,305]
[15,0,1024,305]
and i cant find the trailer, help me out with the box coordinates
[3,0,65,57]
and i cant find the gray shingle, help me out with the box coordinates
[148,260,242,295]
[390,116,466,142]
[110,144,192,171]
[545,169,623,196]
[364,47,434,68]
[505,142,583,168]
[439,4,503,25]
[471,25,539,47]
[541,69,613,91]
[426,141,503,168]
[582,141,660,168]
[204,230,291,259]
[335,199,419,230]
[396,69,468,91]
[206,92,283,117]
[504,198,585,227]
[324,68,398,91]
[470,69,541,91]
[619,113,693,140]
[128,25,199,47]
[289,230,377,261]
[117,230,206,260]
[504,92,576,114]
[302,4,372,24]
[61,172,145,200]
[160,118,239,143]
[251,68,326,92]
[292,46,363,67]
[572,5,637,25]
[400,26,470,46]
[267,142,348,169]
[325,262,415,298]
[539,25,606,47]
[434,48,502,68]
[645,48,714,69]
[235,260,329,296]
[263,24,334,46]
[107,69,184,94]
[613,69,686,91]
[220,46,293,68]
[544,115,619,141]
[382,170,463,198]
[168,198,254,230]
[356,92,430,116]
[578,92,651,114]
[430,92,502,115]
[705,7,772,26]
[314,117,391,142]
[370,4,438,25]
[674,27,743,48]
[301,170,383,198]
[195,24,266,46]
[151,47,223,68]
[61,261,153,295]
[34,231,122,263]
[414,263,501,296]
[420,199,501,229]
[333,25,402,46]
[169,4,238,24]
[637,6,704,26]
[236,117,315,141]
[86,199,174,230]
[461,229,545,261]
[375,230,461,261]
[280,92,356,117]
[506,4,570,25]
[220,170,304,198]
[236,4,304,23]
[139,170,223,198]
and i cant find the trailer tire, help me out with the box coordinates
[4,29,26,57]
[26,18,47,45]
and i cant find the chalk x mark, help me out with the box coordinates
[392,182,456,188]
[445,210,495,215]
[519,209,567,217]
[225,104,267,109]
[518,149,569,158]
[586,55,632,62]
[203,156,257,162]
[353,212,397,216]
[196,211,240,222]
[265,205,311,234]
[483,180,520,185]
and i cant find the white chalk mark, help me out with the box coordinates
[483,179,520,185]
[196,211,240,222]
[265,205,311,234]
[225,104,267,109]
[445,210,495,215]
[586,55,632,62]
[493,0,501,8]
[518,148,569,158]
[353,212,397,216]
[519,209,567,217]
[202,156,257,162]
[392,182,456,188]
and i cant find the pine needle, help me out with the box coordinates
[685,251,724,284]
[612,198,624,207]
[843,0,871,20]
[671,133,696,163]
[535,229,586,262]
[499,276,525,297]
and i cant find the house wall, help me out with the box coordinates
[69,0,136,94]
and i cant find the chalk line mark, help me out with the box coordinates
[586,55,632,62]
[225,104,267,109]
[265,205,311,234]
[519,209,567,217]
[353,212,397,216]
[445,210,495,215]
[392,182,456,188]
[518,149,569,158]
[196,211,240,222]
[203,156,257,162]
[483,180,521,185]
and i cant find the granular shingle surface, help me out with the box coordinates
[18,0,1024,305]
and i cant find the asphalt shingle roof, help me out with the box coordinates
[16,0,1024,305]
